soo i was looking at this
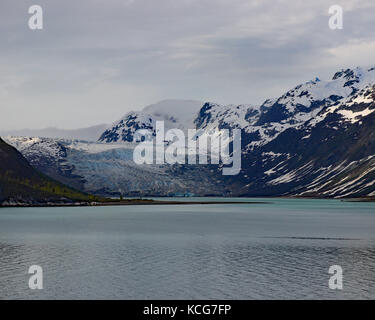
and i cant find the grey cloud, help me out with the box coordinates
[0,0,375,130]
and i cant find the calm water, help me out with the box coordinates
[0,198,375,300]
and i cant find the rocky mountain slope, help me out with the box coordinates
[0,138,98,206]
[236,82,375,198]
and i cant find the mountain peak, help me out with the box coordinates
[330,66,375,82]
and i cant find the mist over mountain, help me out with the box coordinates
[0,124,108,141]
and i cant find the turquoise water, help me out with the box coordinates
[0,198,374,299]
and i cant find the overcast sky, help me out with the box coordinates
[1,0,375,130]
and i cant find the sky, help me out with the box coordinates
[1,0,375,130]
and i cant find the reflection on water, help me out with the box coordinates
[0,198,374,299]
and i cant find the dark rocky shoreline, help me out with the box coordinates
[0,199,269,208]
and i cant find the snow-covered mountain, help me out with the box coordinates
[5,66,375,198]
[235,68,375,198]
[99,67,375,149]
